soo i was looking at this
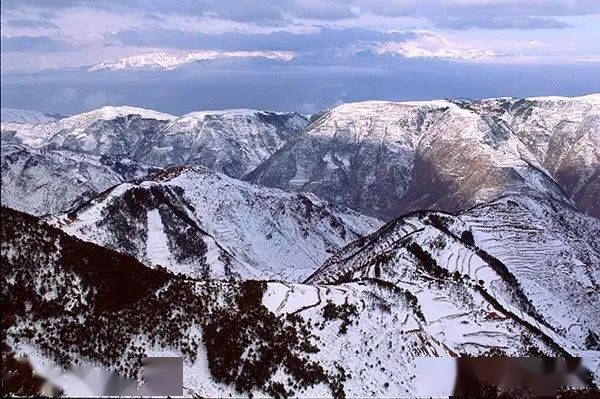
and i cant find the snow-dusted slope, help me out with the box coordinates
[475,94,600,218]
[140,109,309,177]
[4,207,586,398]
[1,144,158,216]
[2,106,309,178]
[51,166,381,281]
[246,95,599,219]
[2,106,175,149]
[308,194,600,352]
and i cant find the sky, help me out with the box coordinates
[1,0,599,115]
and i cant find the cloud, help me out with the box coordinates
[199,0,286,24]
[2,0,599,29]
[111,26,419,52]
[0,0,354,25]
[0,35,72,52]
[360,0,600,20]
[3,19,58,29]
[284,0,357,20]
[434,16,571,30]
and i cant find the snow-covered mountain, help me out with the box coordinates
[2,105,309,178]
[3,95,599,397]
[1,105,176,149]
[50,166,381,281]
[89,51,295,71]
[4,206,593,398]
[246,94,599,219]
[480,95,600,218]
[1,143,159,216]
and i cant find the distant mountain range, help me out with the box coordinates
[1,108,60,124]
[88,51,295,71]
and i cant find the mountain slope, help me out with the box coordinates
[2,106,309,178]
[307,194,600,351]
[4,206,582,397]
[2,206,345,397]
[2,106,176,149]
[246,95,598,219]
[50,166,381,281]
[140,109,308,177]
[1,144,158,216]
[473,95,600,218]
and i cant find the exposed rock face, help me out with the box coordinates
[246,95,599,219]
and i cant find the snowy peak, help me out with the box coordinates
[1,106,177,148]
[375,42,497,60]
[72,105,177,121]
[89,50,295,71]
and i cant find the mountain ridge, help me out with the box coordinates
[1,105,309,179]
[49,165,382,281]
[246,94,599,219]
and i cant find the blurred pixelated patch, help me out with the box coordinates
[84,356,183,396]
[4,355,183,397]
[414,357,598,398]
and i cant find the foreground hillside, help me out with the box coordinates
[308,194,600,351]
[3,198,598,396]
